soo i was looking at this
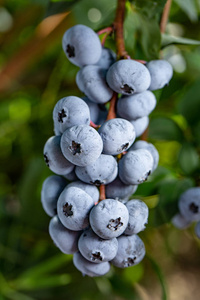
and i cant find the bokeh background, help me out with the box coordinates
[0,0,200,299]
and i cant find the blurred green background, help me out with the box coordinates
[0,0,200,299]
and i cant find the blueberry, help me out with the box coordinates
[146,59,173,91]
[106,59,151,95]
[124,199,149,235]
[117,91,156,120]
[57,186,94,231]
[171,213,191,229]
[130,140,159,172]
[62,24,102,67]
[63,169,78,181]
[73,252,110,277]
[78,228,118,263]
[60,125,103,167]
[41,175,66,217]
[43,136,74,175]
[82,97,100,123]
[111,234,145,268]
[118,149,153,185]
[98,118,136,155]
[178,187,200,222]
[129,116,149,138]
[49,216,80,254]
[89,199,129,239]
[105,177,137,202]
[96,47,116,69]
[76,65,113,104]
[67,180,99,204]
[75,154,118,186]
[53,96,90,135]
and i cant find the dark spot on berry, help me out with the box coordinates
[121,84,134,94]
[66,44,75,57]
[90,180,103,186]
[83,233,87,237]
[91,251,102,261]
[121,143,129,151]
[69,141,82,155]
[44,153,50,167]
[189,202,199,213]
[63,202,73,217]
[125,256,136,267]
[58,109,66,123]
[137,170,151,183]
[107,217,123,231]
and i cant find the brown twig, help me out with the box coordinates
[97,26,113,35]
[106,92,118,121]
[90,120,101,129]
[113,0,127,58]
[160,0,172,33]
[99,185,106,202]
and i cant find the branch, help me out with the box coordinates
[113,0,127,58]
[160,0,172,33]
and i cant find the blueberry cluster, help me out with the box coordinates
[172,187,200,239]
[41,24,173,277]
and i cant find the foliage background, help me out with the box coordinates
[0,0,200,299]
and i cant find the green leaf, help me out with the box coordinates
[174,0,198,22]
[149,117,184,142]
[131,0,167,19]
[123,263,144,284]
[162,33,200,47]
[44,0,80,18]
[178,143,199,174]
[138,14,161,59]
[146,256,167,300]
[177,80,200,125]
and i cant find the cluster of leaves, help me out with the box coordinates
[0,0,200,299]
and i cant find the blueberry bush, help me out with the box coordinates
[0,0,200,299]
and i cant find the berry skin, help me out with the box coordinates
[124,199,149,235]
[53,96,90,135]
[57,186,94,231]
[111,234,145,268]
[62,24,102,67]
[60,125,103,167]
[117,91,156,120]
[146,59,173,91]
[41,175,66,217]
[82,97,100,123]
[178,187,200,222]
[43,136,74,175]
[67,180,99,204]
[98,118,136,155]
[76,65,113,104]
[96,47,116,69]
[118,149,154,185]
[106,59,151,95]
[78,228,118,263]
[130,116,149,138]
[75,154,118,186]
[49,216,81,254]
[130,140,159,172]
[73,252,110,277]
[171,213,191,229]
[105,177,137,202]
[89,199,129,239]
